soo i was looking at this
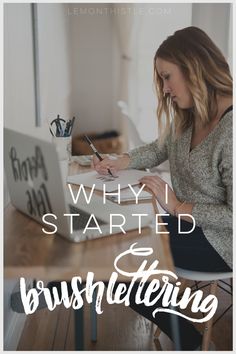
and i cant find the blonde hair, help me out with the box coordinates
[154,26,232,143]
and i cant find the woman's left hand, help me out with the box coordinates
[139,175,180,214]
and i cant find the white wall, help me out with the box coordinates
[227,4,233,72]
[4,3,72,139]
[4,4,36,133]
[192,3,231,61]
[37,4,72,127]
[68,3,117,135]
[133,3,192,143]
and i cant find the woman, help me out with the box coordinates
[93,27,232,350]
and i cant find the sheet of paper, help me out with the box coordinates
[67,169,153,192]
[107,185,152,202]
[107,185,167,214]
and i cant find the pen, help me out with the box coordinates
[84,134,114,177]
[64,120,71,137]
[68,116,75,136]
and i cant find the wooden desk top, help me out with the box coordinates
[4,162,174,281]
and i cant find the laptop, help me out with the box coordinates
[4,128,152,242]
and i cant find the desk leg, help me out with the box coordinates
[170,306,181,350]
[90,289,97,342]
[74,286,98,349]
[74,307,84,350]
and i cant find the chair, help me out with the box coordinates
[117,100,170,174]
[117,100,145,150]
[154,268,233,351]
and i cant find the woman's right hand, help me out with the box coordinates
[91,154,130,175]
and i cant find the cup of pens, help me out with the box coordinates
[50,115,75,162]
[52,136,71,161]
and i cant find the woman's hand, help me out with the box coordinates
[91,154,130,175]
[139,175,180,215]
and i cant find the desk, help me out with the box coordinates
[5,205,175,280]
[4,162,176,349]
[5,162,174,280]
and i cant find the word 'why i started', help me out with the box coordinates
[42,183,196,235]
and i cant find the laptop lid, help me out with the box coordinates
[4,128,70,237]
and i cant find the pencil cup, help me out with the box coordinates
[52,136,72,161]
[52,136,72,183]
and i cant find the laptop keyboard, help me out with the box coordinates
[69,205,107,230]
